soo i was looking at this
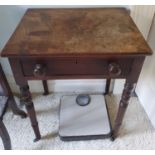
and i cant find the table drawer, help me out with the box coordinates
[21,58,133,78]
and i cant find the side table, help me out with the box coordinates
[1,8,152,142]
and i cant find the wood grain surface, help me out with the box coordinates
[1,8,152,57]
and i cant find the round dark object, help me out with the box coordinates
[76,94,91,106]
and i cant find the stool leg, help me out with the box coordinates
[0,120,11,150]
[42,80,49,95]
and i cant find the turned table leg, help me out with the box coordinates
[20,85,41,142]
[0,120,11,150]
[111,81,134,140]
[42,80,49,95]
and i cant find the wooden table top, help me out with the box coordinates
[1,8,152,57]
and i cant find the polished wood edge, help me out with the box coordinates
[1,52,152,58]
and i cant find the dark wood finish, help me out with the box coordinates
[111,82,134,140]
[0,64,27,149]
[105,79,111,95]
[8,58,41,141]
[20,57,133,78]
[1,8,152,57]
[0,64,27,118]
[20,85,41,141]
[1,8,152,141]
[0,120,11,150]
[42,80,49,95]
[0,97,8,119]
[0,97,11,150]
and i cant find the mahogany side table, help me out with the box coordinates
[1,8,152,142]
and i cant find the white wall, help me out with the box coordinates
[0,6,27,92]
[0,5,129,94]
[130,5,155,40]
[136,15,155,127]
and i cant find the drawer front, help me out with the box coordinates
[21,58,76,76]
[21,58,133,78]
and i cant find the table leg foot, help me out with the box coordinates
[110,132,115,141]
[31,121,41,141]
[110,136,115,141]
[20,85,41,142]
[33,136,41,142]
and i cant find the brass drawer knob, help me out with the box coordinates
[108,63,121,76]
[33,64,46,77]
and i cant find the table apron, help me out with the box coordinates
[8,56,145,85]
[20,57,134,79]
